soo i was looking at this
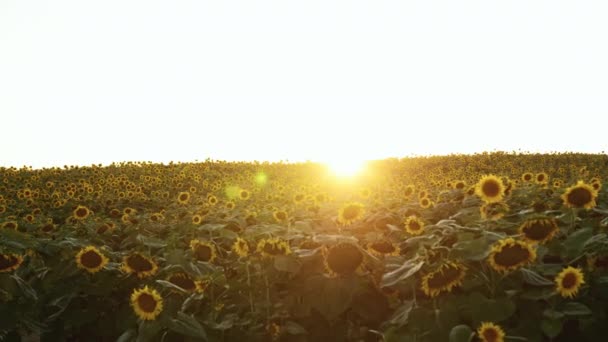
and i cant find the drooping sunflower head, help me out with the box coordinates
[480,202,509,221]
[420,261,467,298]
[73,205,91,220]
[519,218,559,244]
[337,202,365,226]
[477,322,506,342]
[167,272,197,293]
[555,266,585,298]
[190,239,217,263]
[257,238,291,258]
[475,175,505,204]
[488,238,536,273]
[404,215,425,236]
[76,246,109,274]
[324,242,364,277]
[232,237,250,258]
[2,221,18,230]
[177,191,191,205]
[0,253,24,273]
[130,286,163,321]
[367,239,400,256]
[561,181,598,209]
[122,252,158,278]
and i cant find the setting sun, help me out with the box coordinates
[324,159,367,178]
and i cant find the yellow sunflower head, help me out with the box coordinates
[555,266,585,298]
[177,191,191,205]
[404,215,425,236]
[76,246,109,274]
[419,197,433,209]
[480,202,509,221]
[420,261,467,298]
[367,239,400,256]
[488,238,536,273]
[519,218,558,244]
[0,253,24,273]
[73,205,91,220]
[130,286,163,321]
[475,175,505,204]
[190,239,217,263]
[561,181,598,209]
[535,172,549,185]
[232,237,250,258]
[239,189,251,200]
[167,272,197,293]
[273,209,289,223]
[477,322,506,342]
[122,252,158,278]
[337,202,365,226]
[521,172,533,182]
[257,238,291,258]
[323,242,364,277]
[2,221,18,230]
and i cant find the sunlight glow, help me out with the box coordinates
[325,159,367,178]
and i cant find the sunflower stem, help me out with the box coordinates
[264,272,271,321]
[246,260,255,314]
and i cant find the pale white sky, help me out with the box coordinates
[1,0,607,168]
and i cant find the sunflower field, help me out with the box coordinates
[2,152,608,341]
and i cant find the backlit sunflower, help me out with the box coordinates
[73,205,91,220]
[122,252,159,278]
[324,242,364,277]
[337,202,365,226]
[367,239,400,256]
[0,253,24,273]
[130,286,163,321]
[475,175,505,204]
[404,215,425,236]
[561,181,598,209]
[488,238,536,273]
[477,322,505,342]
[75,246,109,274]
[232,237,250,258]
[273,209,289,223]
[519,218,558,244]
[257,238,291,258]
[555,266,585,298]
[190,239,217,262]
[167,272,197,293]
[177,191,191,204]
[420,261,466,297]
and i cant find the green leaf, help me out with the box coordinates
[155,280,189,294]
[136,320,163,342]
[541,318,562,338]
[10,275,37,300]
[197,223,227,232]
[449,325,473,342]
[313,277,357,320]
[450,237,491,261]
[381,260,424,288]
[168,312,207,339]
[136,234,167,248]
[283,321,307,335]
[469,293,515,324]
[116,329,137,342]
[561,302,592,316]
[388,300,414,327]
[543,309,565,320]
[273,255,301,273]
[521,268,554,286]
[562,227,593,258]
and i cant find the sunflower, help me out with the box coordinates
[73,205,91,220]
[404,215,425,236]
[453,180,466,190]
[2,221,18,230]
[561,181,598,209]
[130,286,163,321]
[521,172,533,182]
[519,218,558,244]
[420,261,466,297]
[480,202,509,221]
[232,237,250,258]
[488,238,536,273]
[475,175,505,204]
[239,189,251,200]
[75,246,109,274]
[190,239,217,263]
[0,253,24,273]
[167,272,197,292]
[122,252,159,278]
[257,238,291,258]
[419,197,433,209]
[403,185,415,198]
[367,239,400,256]
[191,214,203,225]
[555,266,585,298]
[477,322,505,342]
[337,202,365,226]
[225,201,235,210]
[293,193,306,204]
[207,195,218,206]
[177,191,191,205]
[273,210,289,223]
[535,172,549,185]
[324,242,364,277]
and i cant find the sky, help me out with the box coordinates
[1,0,607,169]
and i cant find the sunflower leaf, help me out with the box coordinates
[380,260,424,288]
[521,268,554,286]
[168,312,208,339]
[155,280,189,294]
[449,325,474,342]
[561,302,592,316]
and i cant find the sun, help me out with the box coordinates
[325,159,366,178]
